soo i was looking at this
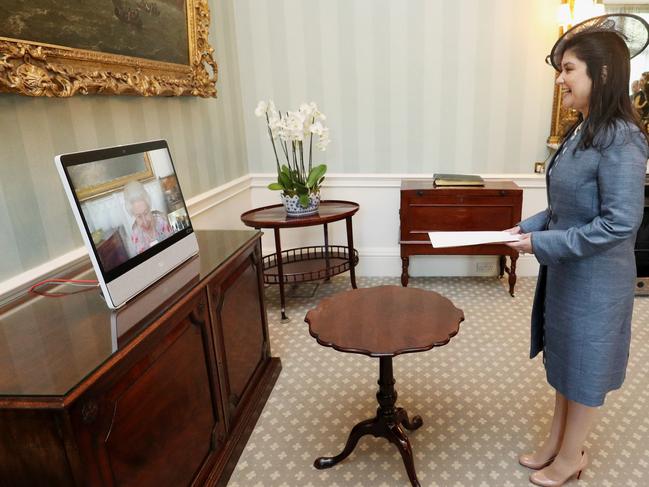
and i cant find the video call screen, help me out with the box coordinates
[65,147,191,273]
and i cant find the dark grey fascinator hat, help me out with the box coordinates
[547,13,649,71]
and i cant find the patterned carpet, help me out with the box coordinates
[227,276,649,487]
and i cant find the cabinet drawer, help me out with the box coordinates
[402,205,515,240]
[403,194,518,206]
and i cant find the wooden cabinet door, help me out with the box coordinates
[71,290,225,487]
[210,249,268,429]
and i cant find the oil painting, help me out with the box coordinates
[0,0,217,97]
[0,1,189,65]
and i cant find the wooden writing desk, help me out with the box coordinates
[400,180,523,296]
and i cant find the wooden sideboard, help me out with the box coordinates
[400,180,523,296]
[0,230,280,487]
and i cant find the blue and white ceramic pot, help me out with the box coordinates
[280,192,320,217]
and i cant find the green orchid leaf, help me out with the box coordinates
[306,173,317,188]
[292,170,305,186]
[307,164,327,187]
[279,172,293,190]
[268,182,284,191]
[294,181,308,193]
[298,194,309,208]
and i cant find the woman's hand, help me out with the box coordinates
[504,226,522,235]
[505,233,533,255]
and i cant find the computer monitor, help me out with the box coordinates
[55,140,198,309]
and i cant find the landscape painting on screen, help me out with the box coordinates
[0,0,189,65]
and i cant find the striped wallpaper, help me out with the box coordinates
[1,0,562,286]
[0,0,247,282]
[235,0,560,175]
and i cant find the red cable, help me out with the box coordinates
[29,278,99,297]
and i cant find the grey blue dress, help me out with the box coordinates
[519,120,648,407]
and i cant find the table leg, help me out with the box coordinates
[274,228,289,322]
[498,255,506,278]
[345,216,357,289]
[508,254,518,297]
[313,417,376,469]
[323,223,331,282]
[401,256,409,287]
[314,356,422,486]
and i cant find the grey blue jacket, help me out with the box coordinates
[519,120,648,406]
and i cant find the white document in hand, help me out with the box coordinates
[428,231,520,248]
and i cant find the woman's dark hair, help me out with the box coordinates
[560,31,649,150]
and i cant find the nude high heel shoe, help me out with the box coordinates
[529,450,588,487]
[518,452,557,470]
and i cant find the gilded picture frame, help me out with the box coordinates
[71,153,154,201]
[548,82,580,147]
[0,0,217,97]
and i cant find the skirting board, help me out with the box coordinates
[252,172,546,279]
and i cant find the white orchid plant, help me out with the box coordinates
[255,100,330,208]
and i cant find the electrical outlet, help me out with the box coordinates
[476,262,496,274]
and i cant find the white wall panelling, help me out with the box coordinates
[0,173,547,305]
[249,174,547,278]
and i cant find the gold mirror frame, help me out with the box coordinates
[0,0,217,97]
[548,81,581,147]
[548,0,580,147]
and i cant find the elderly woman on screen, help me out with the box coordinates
[123,181,172,254]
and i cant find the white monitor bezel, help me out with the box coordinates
[55,140,198,309]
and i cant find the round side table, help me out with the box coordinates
[241,200,359,322]
[305,285,464,486]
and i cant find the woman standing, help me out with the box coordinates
[506,15,649,487]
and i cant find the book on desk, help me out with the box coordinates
[433,173,485,187]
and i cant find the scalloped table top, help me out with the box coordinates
[305,285,464,358]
